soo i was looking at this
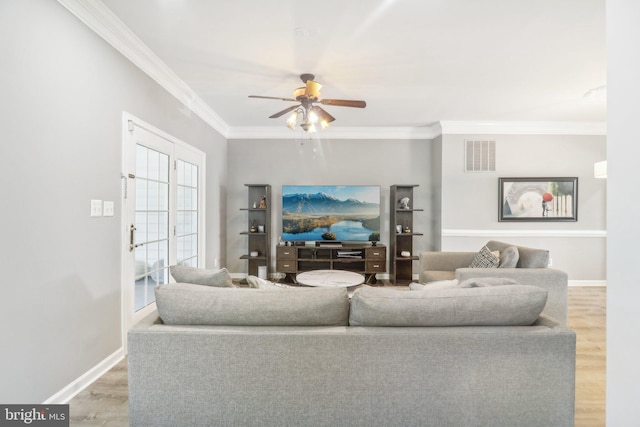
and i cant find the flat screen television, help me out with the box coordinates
[282,185,381,242]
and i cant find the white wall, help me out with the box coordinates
[607,0,640,423]
[440,133,606,280]
[0,0,226,403]
[226,138,433,276]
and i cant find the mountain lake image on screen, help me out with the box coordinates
[282,185,381,242]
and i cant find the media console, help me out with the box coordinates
[276,244,386,284]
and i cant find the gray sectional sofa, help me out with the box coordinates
[419,241,568,324]
[128,282,576,427]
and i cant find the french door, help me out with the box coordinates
[122,114,205,336]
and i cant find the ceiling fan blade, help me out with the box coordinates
[305,80,322,99]
[268,104,300,118]
[312,106,336,123]
[249,95,297,102]
[319,99,367,108]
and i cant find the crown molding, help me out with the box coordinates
[227,120,607,139]
[227,125,441,140]
[56,0,230,137]
[439,121,607,136]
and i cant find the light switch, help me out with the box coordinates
[103,201,115,217]
[91,200,103,217]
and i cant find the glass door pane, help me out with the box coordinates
[176,159,199,267]
[134,145,170,311]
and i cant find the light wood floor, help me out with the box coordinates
[570,286,606,427]
[68,286,606,427]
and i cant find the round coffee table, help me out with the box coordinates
[296,270,365,288]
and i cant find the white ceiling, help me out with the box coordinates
[97,0,606,136]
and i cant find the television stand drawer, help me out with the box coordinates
[276,260,297,272]
[366,260,386,273]
[276,247,296,259]
[366,247,386,260]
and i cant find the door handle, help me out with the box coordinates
[129,224,144,251]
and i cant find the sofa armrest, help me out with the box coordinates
[455,268,568,325]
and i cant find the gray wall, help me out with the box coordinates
[440,134,606,280]
[607,0,640,422]
[225,134,606,281]
[0,0,226,403]
[226,138,433,276]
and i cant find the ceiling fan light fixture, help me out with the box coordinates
[300,122,316,133]
[249,73,366,134]
[286,110,299,129]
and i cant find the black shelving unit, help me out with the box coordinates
[389,185,423,284]
[240,184,271,277]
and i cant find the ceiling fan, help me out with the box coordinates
[248,73,366,133]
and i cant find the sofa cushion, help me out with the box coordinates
[156,283,349,326]
[421,271,456,282]
[498,246,520,268]
[469,245,500,268]
[349,284,547,327]
[169,265,235,287]
[486,240,549,268]
[458,277,520,287]
[409,279,459,291]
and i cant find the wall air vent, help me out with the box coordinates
[465,140,496,172]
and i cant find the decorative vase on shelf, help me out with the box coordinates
[258,195,267,209]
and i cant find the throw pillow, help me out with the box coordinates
[169,265,235,287]
[498,245,520,268]
[469,245,499,268]
[486,240,549,268]
[155,283,350,326]
[458,277,520,288]
[349,284,547,326]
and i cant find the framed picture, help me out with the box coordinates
[499,177,578,222]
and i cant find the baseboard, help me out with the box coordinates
[569,280,607,287]
[43,348,125,404]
